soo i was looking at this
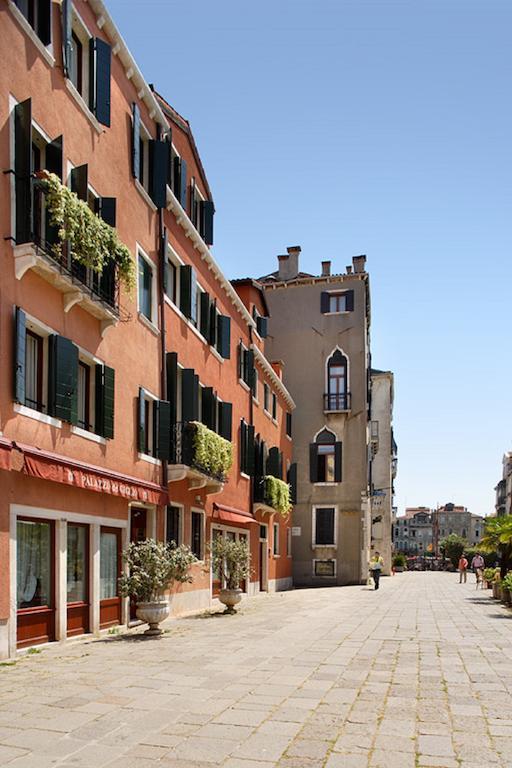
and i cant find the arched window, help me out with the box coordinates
[310,428,342,483]
[326,350,348,411]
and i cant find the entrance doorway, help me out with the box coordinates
[99,527,122,629]
[66,523,89,637]
[129,508,147,619]
[17,517,55,648]
[259,524,268,592]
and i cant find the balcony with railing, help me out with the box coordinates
[13,178,125,335]
[323,392,351,413]
[168,421,232,494]
[253,475,291,517]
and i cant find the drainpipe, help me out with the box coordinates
[157,128,168,510]
[249,326,255,521]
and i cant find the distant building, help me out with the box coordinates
[394,503,484,556]
[394,508,432,555]
[495,453,512,517]
[435,503,484,549]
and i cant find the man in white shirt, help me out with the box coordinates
[471,553,485,589]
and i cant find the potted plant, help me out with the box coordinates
[392,553,407,573]
[210,536,251,614]
[119,539,197,635]
[483,568,497,589]
[501,572,512,606]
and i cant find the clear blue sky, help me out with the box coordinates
[107,0,512,518]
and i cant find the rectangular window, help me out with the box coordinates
[273,522,280,556]
[318,444,335,482]
[138,253,153,322]
[67,524,87,603]
[191,511,203,559]
[264,383,270,413]
[25,329,43,412]
[17,519,52,608]
[15,0,51,45]
[139,392,155,456]
[69,31,83,93]
[166,506,181,546]
[77,361,90,430]
[315,507,336,546]
[329,293,347,313]
[166,258,177,304]
[286,412,292,438]
[272,392,277,420]
[100,530,118,599]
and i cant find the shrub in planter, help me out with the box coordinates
[264,476,291,517]
[209,536,251,614]
[119,539,197,634]
[189,422,233,479]
[40,171,135,291]
[501,573,512,605]
[392,553,407,572]
[483,568,498,588]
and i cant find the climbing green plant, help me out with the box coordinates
[264,475,291,517]
[40,171,135,291]
[190,422,233,479]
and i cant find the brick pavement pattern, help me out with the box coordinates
[1,572,512,768]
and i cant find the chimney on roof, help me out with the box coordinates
[321,260,331,277]
[346,265,353,275]
[278,246,301,281]
[352,255,366,274]
[271,361,284,380]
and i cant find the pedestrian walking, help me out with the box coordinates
[458,554,468,583]
[471,552,485,589]
[369,552,384,590]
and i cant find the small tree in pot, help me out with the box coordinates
[210,536,251,614]
[119,539,197,635]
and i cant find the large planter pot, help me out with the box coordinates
[394,566,404,573]
[218,588,243,614]
[136,600,169,635]
[493,582,500,599]
[502,587,512,606]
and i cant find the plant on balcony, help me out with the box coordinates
[40,171,135,291]
[264,475,291,517]
[190,421,233,479]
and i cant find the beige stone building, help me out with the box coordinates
[258,249,373,586]
[369,370,396,575]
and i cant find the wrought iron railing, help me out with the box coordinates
[28,185,120,313]
[171,421,227,482]
[323,392,351,411]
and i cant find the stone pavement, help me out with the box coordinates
[2,573,512,768]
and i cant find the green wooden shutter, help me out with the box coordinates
[14,306,26,404]
[179,158,187,208]
[132,103,140,179]
[149,139,170,208]
[46,135,63,180]
[309,443,318,483]
[70,164,88,200]
[245,349,255,388]
[334,442,342,482]
[286,412,292,437]
[38,0,52,45]
[201,387,215,430]
[240,420,247,472]
[155,400,171,460]
[201,200,214,245]
[267,447,280,478]
[179,265,194,318]
[200,292,211,339]
[217,316,231,359]
[95,197,116,227]
[48,335,78,423]
[218,402,232,441]
[256,316,268,338]
[209,300,217,346]
[94,363,115,439]
[320,292,330,313]
[182,369,199,422]
[166,352,178,425]
[246,424,255,476]
[137,387,146,452]
[288,463,297,504]
[14,98,32,244]
[345,290,355,311]
[89,38,111,127]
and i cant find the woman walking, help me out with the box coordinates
[369,552,384,590]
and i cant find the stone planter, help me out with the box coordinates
[492,582,500,599]
[218,588,243,614]
[136,600,170,635]
[502,587,512,606]
[394,566,404,573]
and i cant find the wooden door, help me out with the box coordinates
[99,527,122,629]
[66,523,89,637]
[17,518,55,648]
[129,508,147,619]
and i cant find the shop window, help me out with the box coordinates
[17,519,52,609]
[67,524,87,603]
[100,530,118,600]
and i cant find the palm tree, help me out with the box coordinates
[480,516,512,578]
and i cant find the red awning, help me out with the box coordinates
[0,438,11,472]
[212,503,259,526]
[16,442,168,505]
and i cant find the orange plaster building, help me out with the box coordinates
[0,0,294,658]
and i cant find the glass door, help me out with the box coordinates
[17,518,55,648]
[99,527,122,629]
[66,524,89,637]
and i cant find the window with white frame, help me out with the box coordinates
[140,390,156,456]
[137,122,150,192]
[166,505,182,546]
[13,0,51,46]
[272,392,277,421]
[252,368,259,401]
[191,510,204,559]
[25,327,45,412]
[69,8,91,101]
[138,249,156,325]
[165,247,182,306]
[263,383,270,413]
[273,522,280,556]
[313,507,336,546]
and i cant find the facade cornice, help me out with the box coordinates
[165,186,255,329]
[260,273,367,291]
[251,344,295,411]
[87,0,168,130]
